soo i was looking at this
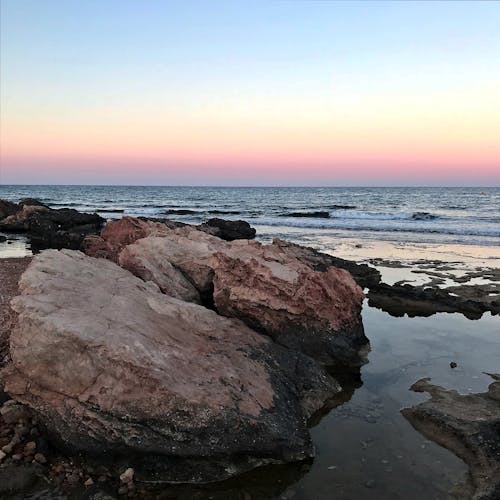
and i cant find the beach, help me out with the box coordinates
[0,188,499,499]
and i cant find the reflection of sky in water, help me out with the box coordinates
[284,305,500,500]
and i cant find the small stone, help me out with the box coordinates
[84,477,94,486]
[34,452,47,464]
[52,464,65,474]
[12,453,22,461]
[0,450,6,461]
[24,441,36,455]
[119,467,134,484]
[450,361,457,369]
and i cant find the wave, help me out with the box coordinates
[254,217,500,238]
[327,210,441,221]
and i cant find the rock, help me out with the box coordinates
[0,465,41,496]
[402,376,500,500]
[28,208,104,251]
[282,211,330,218]
[0,200,20,220]
[118,237,201,303]
[83,217,172,261]
[0,450,6,461]
[212,240,367,367]
[33,452,46,464]
[19,198,49,208]
[450,361,457,369]
[1,401,30,424]
[200,218,256,241]
[0,205,50,232]
[367,282,499,319]
[3,249,340,482]
[119,467,134,484]
[112,232,367,367]
[0,235,6,242]
[84,477,95,487]
[272,239,381,290]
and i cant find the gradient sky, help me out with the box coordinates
[1,0,499,186]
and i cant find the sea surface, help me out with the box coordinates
[1,185,499,248]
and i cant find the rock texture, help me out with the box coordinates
[2,250,340,482]
[402,376,500,500]
[199,218,256,241]
[105,228,367,367]
[272,240,381,290]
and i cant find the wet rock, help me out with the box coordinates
[0,205,50,232]
[402,376,500,500]
[200,218,256,241]
[19,198,49,208]
[272,239,381,290]
[0,235,6,242]
[0,199,20,220]
[3,249,340,482]
[367,282,499,319]
[282,211,330,218]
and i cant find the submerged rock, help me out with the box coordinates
[402,376,500,500]
[367,282,500,319]
[2,249,340,482]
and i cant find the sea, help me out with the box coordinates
[1,185,499,248]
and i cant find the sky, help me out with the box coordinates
[0,0,499,186]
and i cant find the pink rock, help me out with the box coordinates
[3,249,338,482]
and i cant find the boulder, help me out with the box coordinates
[402,376,500,500]
[28,209,104,251]
[0,205,49,232]
[118,237,201,303]
[2,250,340,482]
[0,200,20,221]
[211,240,367,367]
[273,239,381,290]
[199,218,256,241]
[112,231,367,367]
[83,216,173,261]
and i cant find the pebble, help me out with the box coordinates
[119,467,134,484]
[24,441,37,455]
[84,477,94,487]
[34,452,47,464]
[0,450,6,462]
[450,361,458,369]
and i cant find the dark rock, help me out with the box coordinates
[163,209,199,215]
[200,218,256,241]
[19,198,49,208]
[272,239,381,289]
[28,208,104,251]
[283,211,330,218]
[0,200,19,220]
[402,376,500,500]
[0,235,6,242]
[367,282,499,319]
[0,465,42,496]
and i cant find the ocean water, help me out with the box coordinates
[1,185,499,247]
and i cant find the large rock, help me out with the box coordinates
[402,376,500,500]
[113,231,366,367]
[212,240,367,367]
[0,200,20,221]
[272,239,381,290]
[0,205,49,232]
[2,250,339,482]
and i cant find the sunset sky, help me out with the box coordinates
[1,0,499,186]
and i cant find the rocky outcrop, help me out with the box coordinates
[0,200,20,220]
[2,250,340,482]
[367,282,500,319]
[104,228,367,367]
[0,205,50,232]
[402,376,500,500]
[0,200,104,251]
[273,239,381,289]
[199,218,256,241]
